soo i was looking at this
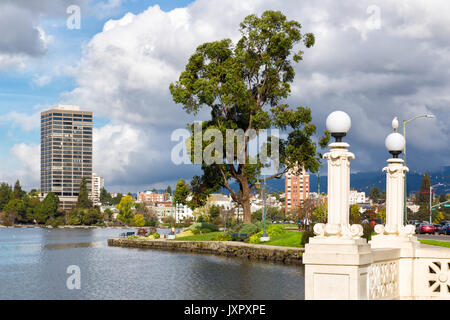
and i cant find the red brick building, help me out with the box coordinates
[137,191,167,204]
[285,167,310,214]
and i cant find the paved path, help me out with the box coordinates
[416,233,450,242]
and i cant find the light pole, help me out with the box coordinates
[257,175,270,242]
[429,183,443,224]
[402,114,435,223]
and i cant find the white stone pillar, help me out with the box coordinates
[370,158,417,248]
[312,142,362,239]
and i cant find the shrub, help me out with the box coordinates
[248,225,286,244]
[214,231,233,241]
[301,230,315,247]
[239,223,259,236]
[188,222,219,233]
[362,223,374,241]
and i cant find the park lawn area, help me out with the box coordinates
[172,231,221,241]
[418,239,450,248]
[170,230,304,248]
[260,231,303,247]
[276,223,297,228]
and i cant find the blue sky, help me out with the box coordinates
[0,0,448,192]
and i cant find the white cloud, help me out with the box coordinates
[55,0,450,190]
[32,74,52,87]
[1,143,41,189]
[0,111,41,131]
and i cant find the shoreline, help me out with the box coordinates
[0,224,159,229]
[107,238,304,265]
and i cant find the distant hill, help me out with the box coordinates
[222,166,450,196]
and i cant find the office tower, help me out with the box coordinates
[91,173,104,206]
[40,105,93,210]
[285,166,310,214]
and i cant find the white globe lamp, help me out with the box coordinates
[385,132,405,158]
[326,111,351,142]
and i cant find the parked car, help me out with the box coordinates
[417,223,435,234]
[438,223,450,235]
[433,224,442,234]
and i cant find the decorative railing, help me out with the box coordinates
[413,256,450,299]
[368,260,399,300]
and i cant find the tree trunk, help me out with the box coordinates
[242,198,251,224]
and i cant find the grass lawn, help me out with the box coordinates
[172,232,221,241]
[170,230,305,248]
[418,239,450,248]
[261,231,303,247]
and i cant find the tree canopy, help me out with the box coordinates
[170,10,328,223]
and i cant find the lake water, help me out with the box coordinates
[0,227,305,300]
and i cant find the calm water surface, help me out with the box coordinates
[0,228,305,300]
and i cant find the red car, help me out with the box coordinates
[418,223,435,234]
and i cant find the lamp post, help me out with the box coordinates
[402,114,435,223]
[257,176,270,242]
[371,118,416,245]
[381,129,409,235]
[311,110,363,238]
[168,191,176,239]
[429,183,443,224]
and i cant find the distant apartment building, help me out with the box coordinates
[91,173,104,206]
[285,167,310,213]
[40,105,93,211]
[349,190,366,205]
[137,191,168,204]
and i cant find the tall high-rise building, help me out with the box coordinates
[40,105,93,210]
[285,167,310,214]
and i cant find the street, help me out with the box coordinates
[416,233,450,242]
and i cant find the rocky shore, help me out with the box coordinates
[108,238,304,265]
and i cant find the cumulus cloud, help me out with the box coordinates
[57,0,449,190]
[0,0,89,70]
[0,143,41,189]
[0,111,42,132]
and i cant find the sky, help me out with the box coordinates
[0,0,448,192]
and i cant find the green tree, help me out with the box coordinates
[3,198,26,224]
[369,187,381,204]
[174,179,190,205]
[166,186,172,195]
[252,206,282,222]
[170,10,328,223]
[350,204,361,224]
[112,193,123,205]
[13,180,24,199]
[313,203,327,223]
[116,195,134,224]
[208,205,221,224]
[35,192,60,224]
[100,187,113,206]
[135,203,158,226]
[415,173,431,205]
[76,177,92,209]
[82,208,104,225]
[0,183,13,211]
[134,214,146,227]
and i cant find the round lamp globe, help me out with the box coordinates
[385,132,405,153]
[326,111,351,134]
